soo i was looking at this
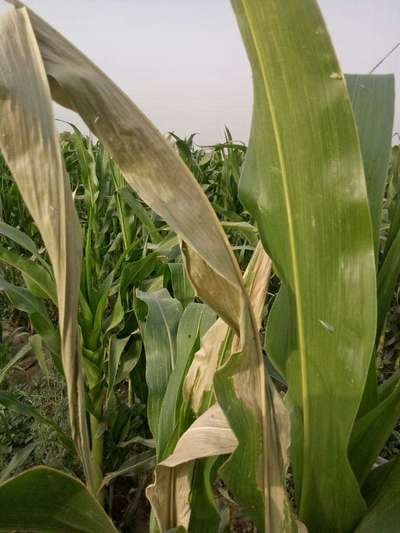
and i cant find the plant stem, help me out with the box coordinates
[89,413,105,505]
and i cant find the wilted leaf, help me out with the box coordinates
[0,6,91,487]
[1,3,299,530]
[147,404,238,531]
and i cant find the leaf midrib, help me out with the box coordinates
[239,0,310,497]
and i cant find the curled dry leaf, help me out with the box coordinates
[0,6,92,489]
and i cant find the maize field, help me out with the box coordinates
[0,1,399,532]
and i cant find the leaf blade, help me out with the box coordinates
[0,467,118,533]
[233,0,376,529]
[0,6,91,486]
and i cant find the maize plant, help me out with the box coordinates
[0,1,399,532]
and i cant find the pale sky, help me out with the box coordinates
[1,0,399,143]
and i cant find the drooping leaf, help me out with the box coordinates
[184,241,270,417]
[120,254,159,298]
[0,467,118,533]
[104,334,134,419]
[0,6,91,486]
[0,276,60,356]
[150,244,276,532]
[221,221,258,247]
[184,318,230,416]
[147,404,238,531]
[5,3,298,530]
[117,186,163,244]
[115,338,142,385]
[0,220,42,260]
[162,404,238,467]
[0,245,56,303]
[233,0,376,530]
[107,335,131,393]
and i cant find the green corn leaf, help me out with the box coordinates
[378,369,400,402]
[105,334,134,417]
[115,338,142,385]
[137,289,182,442]
[0,276,60,356]
[157,302,216,459]
[168,262,196,308]
[0,245,56,303]
[118,187,163,243]
[361,459,396,506]
[105,293,125,333]
[233,0,376,530]
[120,253,159,297]
[383,146,400,257]
[346,74,395,257]
[188,457,221,533]
[354,457,400,533]
[88,276,113,350]
[0,276,49,317]
[349,379,400,484]
[0,467,118,533]
[107,335,131,393]
[0,220,40,258]
[377,230,400,343]
[346,74,395,417]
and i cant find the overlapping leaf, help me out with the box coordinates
[355,457,400,533]
[346,74,394,257]
[148,244,275,531]
[0,3,297,531]
[346,74,395,417]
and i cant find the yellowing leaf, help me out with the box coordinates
[0,6,92,489]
